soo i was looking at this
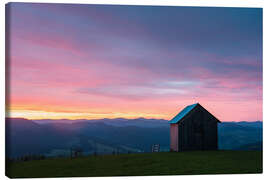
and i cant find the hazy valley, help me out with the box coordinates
[6,118,262,158]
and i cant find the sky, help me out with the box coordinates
[6,3,262,121]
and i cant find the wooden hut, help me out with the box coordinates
[169,103,221,152]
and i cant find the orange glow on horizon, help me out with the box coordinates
[6,109,170,120]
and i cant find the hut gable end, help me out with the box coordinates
[169,103,221,152]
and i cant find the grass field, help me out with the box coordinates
[6,151,262,178]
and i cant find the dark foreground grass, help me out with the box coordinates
[6,151,262,178]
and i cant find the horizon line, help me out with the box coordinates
[5,117,263,123]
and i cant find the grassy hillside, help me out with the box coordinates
[6,151,262,178]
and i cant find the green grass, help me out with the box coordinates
[6,151,262,178]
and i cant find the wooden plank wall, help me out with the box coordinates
[177,105,218,151]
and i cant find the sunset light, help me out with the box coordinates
[5,3,263,177]
[6,4,262,122]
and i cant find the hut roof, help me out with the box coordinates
[169,103,198,124]
[168,103,221,124]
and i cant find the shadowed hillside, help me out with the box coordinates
[6,118,262,158]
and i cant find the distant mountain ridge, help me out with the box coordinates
[6,118,262,158]
[32,118,170,128]
[32,118,262,128]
